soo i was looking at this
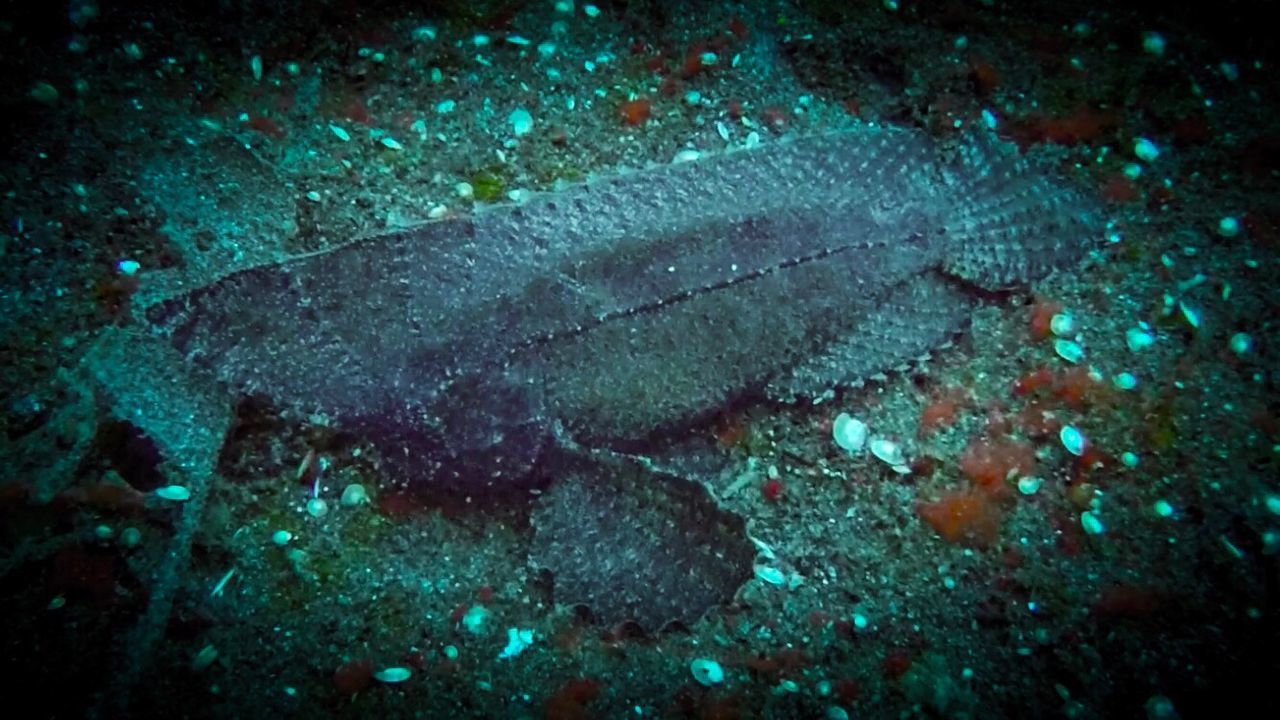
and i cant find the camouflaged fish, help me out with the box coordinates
[94,123,1098,630]
[142,124,1099,497]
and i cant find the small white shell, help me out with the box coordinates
[508,108,534,136]
[1054,339,1084,364]
[1060,425,1087,457]
[690,658,725,686]
[1080,511,1105,535]
[754,565,786,586]
[1049,313,1075,336]
[1229,333,1252,355]
[155,485,191,502]
[1126,326,1155,352]
[306,497,328,518]
[341,483,370,507]
[832,413,868,453]
[869,438,905,468]
[374,667,412,683]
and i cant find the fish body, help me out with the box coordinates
[146,124,1100,492]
